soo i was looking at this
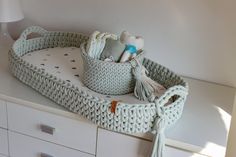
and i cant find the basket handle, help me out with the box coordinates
[19,26,48,41]
[154,85,188,107]
[150,85,188,157]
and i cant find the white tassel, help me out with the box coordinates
[132,62,166,101]
[150,103,166,157]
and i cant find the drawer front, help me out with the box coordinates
[7,102,97,154]
[9,131,94,157]
[0,128,8,156]
[97,128,207,157]
[0,100,7,129]
[165,147,207,157]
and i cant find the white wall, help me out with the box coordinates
[9,0,236,87]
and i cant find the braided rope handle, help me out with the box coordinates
[19,26,48,41]
[155,85,188,108]
[150,85,188,157]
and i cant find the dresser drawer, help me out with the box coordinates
[0,100,7,129]
[0,128,8,156]
[9,131,94,157]
[97,128,207,157]
[7,102,97,155]
[97,128,152,157]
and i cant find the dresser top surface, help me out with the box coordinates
[0,43,235,155]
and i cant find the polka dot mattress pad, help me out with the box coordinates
[22,47,149,104]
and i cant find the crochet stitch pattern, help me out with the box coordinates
[81,42,144,95]
[9,26,188,157]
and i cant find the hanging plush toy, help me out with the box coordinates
[119,31,144,62]
[118,31,166,101]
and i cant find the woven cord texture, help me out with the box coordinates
[81,43,145,95]
[9,26,188,135]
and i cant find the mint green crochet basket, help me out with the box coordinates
[81,43,144,95]
[9,26,188,157]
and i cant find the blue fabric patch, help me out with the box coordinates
[124,45,137,54]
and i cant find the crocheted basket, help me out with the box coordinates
[81,43,144,95]
[9,26,188,157]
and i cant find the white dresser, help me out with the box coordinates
[7,102,96,157]
[0,44,235,157]
[0,100,8,157]
[0,100,7,129]
[0,128,8,157]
